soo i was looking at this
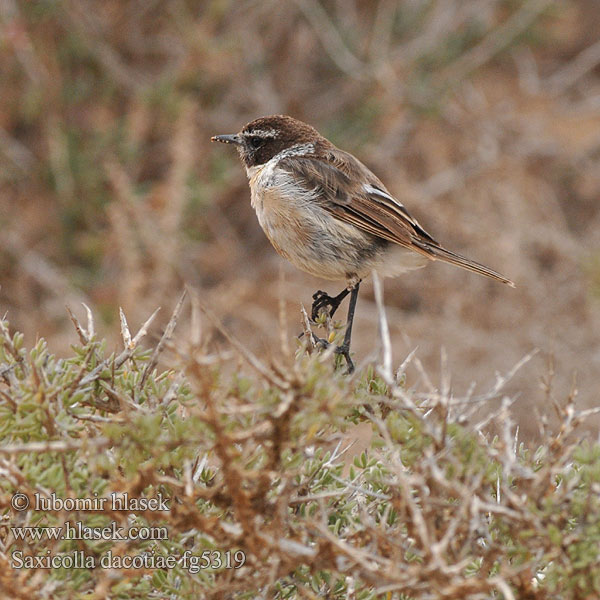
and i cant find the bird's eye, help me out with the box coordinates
[249,136,263,149]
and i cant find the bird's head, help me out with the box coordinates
[211,115,325,168]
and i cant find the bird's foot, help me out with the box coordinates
[311,289,347,322]
[309,333,354,374]
[334,343,355,374]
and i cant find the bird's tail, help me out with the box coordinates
[418,242,515,287]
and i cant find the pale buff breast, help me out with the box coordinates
[247,162,428,281]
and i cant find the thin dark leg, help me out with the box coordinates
[311,288,350,322]
[334,282,360,373]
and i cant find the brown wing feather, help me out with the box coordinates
[279,151,423,246]
[279,148,514,286]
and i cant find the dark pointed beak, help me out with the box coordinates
[211,134,242,145]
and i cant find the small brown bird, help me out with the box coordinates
[212,115,513,372]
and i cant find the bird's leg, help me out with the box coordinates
[333,282,360,374]
[301,281,361,374]
[311,287,350,322]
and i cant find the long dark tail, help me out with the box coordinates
[418,242,515,287]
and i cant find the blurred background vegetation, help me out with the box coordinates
[1,0,600,437]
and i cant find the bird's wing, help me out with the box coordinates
[279,149,436,247]
[278,148,514,286]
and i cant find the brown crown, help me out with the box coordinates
[228,115,331,167]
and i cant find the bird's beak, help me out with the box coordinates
[211,134,242,145]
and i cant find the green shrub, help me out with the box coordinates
[1,302,599,599]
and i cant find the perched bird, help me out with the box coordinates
[212,115,513,372]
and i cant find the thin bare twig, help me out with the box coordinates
[140,290,187,388]
[198,300,290,391]
[294,0,365,77]
[0,437,111,455]
[439,0,554,87]
[119,307,133,349]
[79,307,161,386]
[372,271,392,382]
[66,306,90,345]
[546,38,600,94]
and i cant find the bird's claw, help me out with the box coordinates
[309,333,355,374]
[311,290,341,322]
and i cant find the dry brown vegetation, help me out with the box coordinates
[1,1,600,597]
[0,297,600,599]
[1,1,600,429]
[2,1,600,438]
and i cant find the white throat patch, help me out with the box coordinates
[245,142,315,180]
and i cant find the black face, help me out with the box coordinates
[237,125,285,168]
[212,115,325,168]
